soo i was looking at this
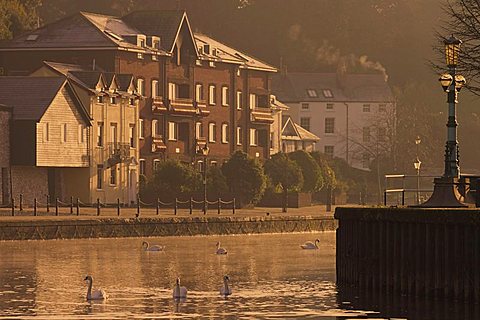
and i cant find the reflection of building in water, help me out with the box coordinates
[0,249,38,314]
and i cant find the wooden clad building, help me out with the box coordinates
[0,77,91,203]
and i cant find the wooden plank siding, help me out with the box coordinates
[36,87,89,167]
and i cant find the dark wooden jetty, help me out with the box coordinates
[335,207,480,302]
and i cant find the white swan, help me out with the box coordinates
[84,275,108,301]
[142,241,165,251]
[172,277,187,299]
[216,241,227,255]
[301,239,320,250]
[220,275,232,296]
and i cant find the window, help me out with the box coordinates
[379,104,387,112]
[139,119,144,139]
[249,128,257,146]
[43,123,49,142]
[97,122,104,147]
[139,159,146,175]
[78,125,85,144]
[152,55,158,61]
[137,78,145,96]
[363,127,371,142]
[96,96,104,103]
[61,124,68,143]
[324,145,334,158]
[326,103,334,110]
[325,118,335,134]
[209,85,216,105]
[307,89,318,98]
[195,122,203,139]
[208,123,216,142]
[178,84,189,99]
[221,123,229,143]
[110,165,117,185]
[362,153,370,169]
[249,94,257,110]
[378,127,386,142]
[195,83,204,102]
[152,80,159,98]
[221,86,229,106]
[153,159,161,171]
[195,59,202,66]
[137,52,144,59]
[96,165,103,189]
[168,82,177,100]
[152,119,160,138]
[168,122,177,141]
[363,104,371,112]
[300,117,311,131]
[322,89,333,98]
[129,98,135,105]
[129,124,135,148]
[236,68,241,77]
[236,126,243,145]
[209,61,216,68]
[110,123,118,144]
[301,103,309,110]
[110,96,117,104]
[236,91,242,110]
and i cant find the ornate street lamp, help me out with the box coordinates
[414,157,422,205]
[421,35,467,207]
[199,144,210,214]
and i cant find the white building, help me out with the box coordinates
[273,72,395,170]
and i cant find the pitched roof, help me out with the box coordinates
[122,10,185,52]
[0,12,167,55]
[0,77,90,122]
[281,115,320,142]
[273,72,393,103]
[195,33,277,72]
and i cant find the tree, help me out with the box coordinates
[310,151,337,190]
[206,166,228,199]
[0,0,40,40]
[221,151,266,207]
[288,150,323,192]
[264,152,303,211]
[146,159,201,202]
[434,0,480,95]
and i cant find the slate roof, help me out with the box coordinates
[272,73,393,103]
[281,115,320,142]
[0,77,72,121]
[122,10,185,52]
[195,33,277,72]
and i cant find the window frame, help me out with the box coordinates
[208,122,216,143]
[208,84,216,105]
[324,117,335,134]
[221,123,229,143]
[168,121,178,141]
[221,86,229,106]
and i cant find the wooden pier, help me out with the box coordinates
[335,207,480,302]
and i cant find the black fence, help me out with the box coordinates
[0,194,236,217]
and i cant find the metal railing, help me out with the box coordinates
[383,174,436,206]
[0,194,236,217]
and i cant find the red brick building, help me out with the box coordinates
[0,10,277,179]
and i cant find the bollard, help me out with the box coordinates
[189,197,193,215]
[55,198,59,216]
[19,194,23,211]
[217,198,221,215]
[401,190,405,206]
[11,197,14,216]
[232,198,236,215]
[117,198,120,216]
[76,198,80,216]
[384,191,387,206]
[96,198,100,216]
[34,198,37,216]
[156,198,160,215]
[46,195,50,213]
[174,198,177,215]
[70,196,73,214]
[136,195,140,217]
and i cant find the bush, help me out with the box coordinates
[288,150,323,192]
[222,151,266,207]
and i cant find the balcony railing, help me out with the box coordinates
[106,143,131,167]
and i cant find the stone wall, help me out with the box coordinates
[0,216,337,241]
[0,107,11,205]
[11,166,48,205]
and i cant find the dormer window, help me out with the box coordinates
[322,89,333,98]
[110,96,117,104]
[26,34,38,41]
[136,35,147,47]
[306,89,318,98]
[203,44,211,55]
[97,96,104,103]
[139,39,145,47]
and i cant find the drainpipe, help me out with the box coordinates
[344,103,349,165]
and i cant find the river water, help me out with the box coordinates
[0,232,387,319]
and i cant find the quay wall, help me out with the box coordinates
[335,207,480,302]
[0,215,337,241]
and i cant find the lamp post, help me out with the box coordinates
[199,144,210,214]
[414,157,421,205]
[421,34,467,207]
